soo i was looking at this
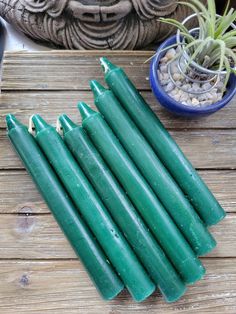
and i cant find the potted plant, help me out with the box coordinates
[149,0,236,116]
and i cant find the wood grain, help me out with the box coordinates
[0,170,235,214]
[0,213,234,259]
[1,128,236,169]
[1,91,236,129]
[0,258,236,314]
[1,51,153,91]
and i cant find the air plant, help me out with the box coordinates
[159,0,236,88]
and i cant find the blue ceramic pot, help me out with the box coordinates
[150,35,236,117]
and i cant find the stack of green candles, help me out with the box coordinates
[6,57,225,303]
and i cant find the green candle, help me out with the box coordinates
[59,114,186,303]
[78,103,205,285]
[90,80,216,257]
[32,115,155,302]
[6,114,124,300]
[100,57,225,226]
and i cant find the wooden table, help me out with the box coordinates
[0,51,236,314]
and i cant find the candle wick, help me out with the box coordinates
[100,57,109,74]
[56,118,63,135]
[28,115,34,135]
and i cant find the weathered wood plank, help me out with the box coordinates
[0,170,234,214]
[0,258,236,313]
[1,91,236,129]
[0,213,233,259]
[1,51,153,90]
[1,50,235,314]
[1,129,236,169]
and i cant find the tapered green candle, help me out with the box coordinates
[59,114,186,303]
[6,114,124,300]
[100,57,225,226]
[78,103,205,285]
[32,115,155,302]
[90,80,216,256]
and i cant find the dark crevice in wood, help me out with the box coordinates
[0,256,234,262]
[1,167,235,171]
[2,127,236,131]
[0,168,236,173]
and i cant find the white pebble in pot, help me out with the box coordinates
[158,48,225,107]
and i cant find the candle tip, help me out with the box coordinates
[6,114,23,130]
[59,114,77,134]
[100,57,117,74]
[78,102,96,120]
[32,115,49,134]
[90,80,107,98]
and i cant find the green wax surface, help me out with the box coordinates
[79,103,206,285]
[60,114,186,303]
[32,115,155,302]
[90,80,216,257]
[101,57,225,226]
[6,114,124,300]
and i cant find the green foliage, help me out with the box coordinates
[159,0,236,87]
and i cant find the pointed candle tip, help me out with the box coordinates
[59,114,77,134]
[78,102,96,120]
[99,57,117,74]
[32,114,49,133]
[6,114,22,130]
[90,80,107,98]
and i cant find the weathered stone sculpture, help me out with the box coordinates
[0,0,195,49]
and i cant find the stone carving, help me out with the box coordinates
[0,0,195,49]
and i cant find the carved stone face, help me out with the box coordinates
[0,0,193,49]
